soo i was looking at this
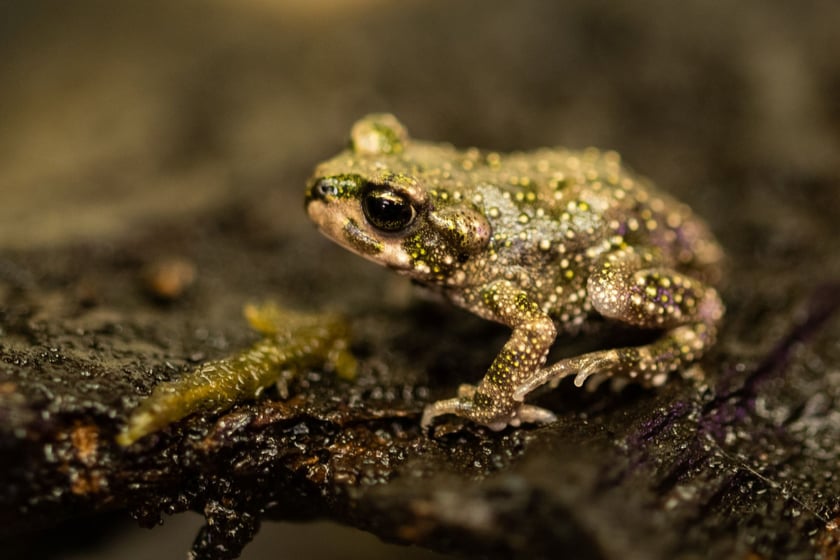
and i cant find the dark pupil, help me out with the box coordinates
[362,189,415,232]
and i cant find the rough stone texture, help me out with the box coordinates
[2,1,839,559]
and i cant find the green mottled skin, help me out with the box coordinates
[306,114,724,431]
[118,304,355,446]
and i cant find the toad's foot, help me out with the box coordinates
[421,383,557,431]
[512,350,620,401]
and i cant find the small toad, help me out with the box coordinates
[306,114,723,431]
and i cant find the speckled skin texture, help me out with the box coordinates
[306,114,724,430]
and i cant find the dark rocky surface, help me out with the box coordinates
[2,1,839,559]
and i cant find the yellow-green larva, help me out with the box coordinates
[118,304,355,446]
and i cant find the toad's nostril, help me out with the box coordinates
[306,180,335,204]
[315,180,338,199]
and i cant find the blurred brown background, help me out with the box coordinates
[3,0,838,252]
[2,0,839,558]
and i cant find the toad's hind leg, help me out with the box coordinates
[513,248,724,400]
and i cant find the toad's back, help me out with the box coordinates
[408,144,723,330]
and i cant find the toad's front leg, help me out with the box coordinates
[421,280,559,431]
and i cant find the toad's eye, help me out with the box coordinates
[361,188,417,232]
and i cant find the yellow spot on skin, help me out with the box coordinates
[666,212,683,228]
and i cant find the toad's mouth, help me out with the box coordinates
[307,199,413,272]
[336,218,415,272]
[340,218,383,256]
